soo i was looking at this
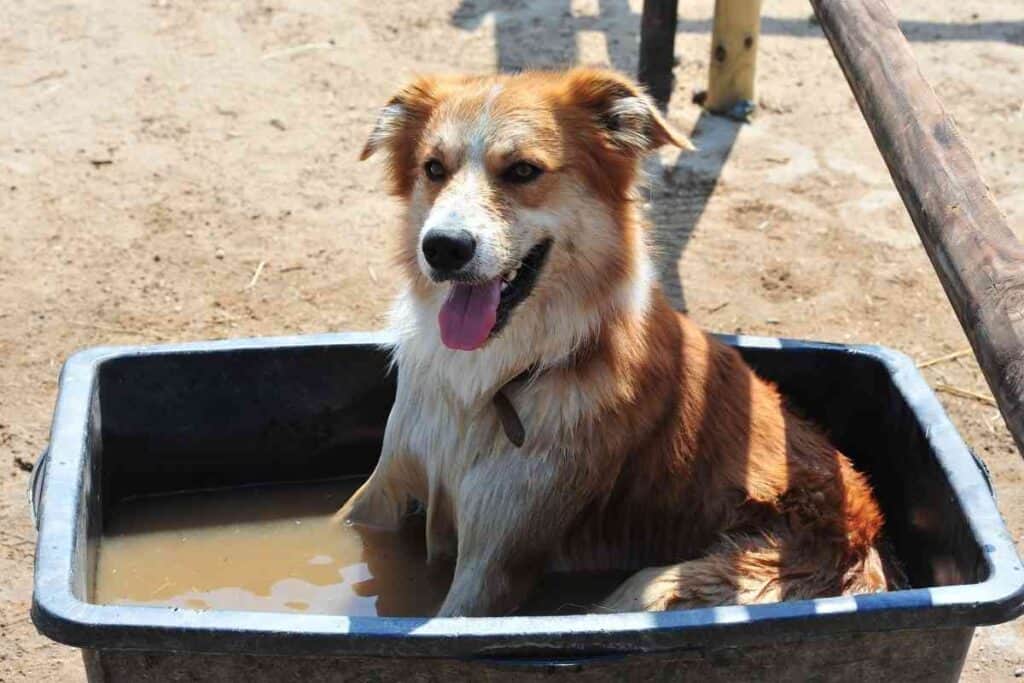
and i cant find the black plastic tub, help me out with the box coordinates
[31,332,1024,682]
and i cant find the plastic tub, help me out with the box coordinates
[31,332,1024,681]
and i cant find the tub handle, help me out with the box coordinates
[471,652,628,673]
[28,447,49,530]
[968,447,995,500]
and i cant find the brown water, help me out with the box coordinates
[94,478,623,616]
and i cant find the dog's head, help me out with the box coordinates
[362,68,690,352]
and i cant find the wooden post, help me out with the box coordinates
[812,0,1024,456]
[638,0,679,111]
[705,0,763,119]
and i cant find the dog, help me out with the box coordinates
[339,68,892,617]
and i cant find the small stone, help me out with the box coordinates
[215,249,225,260]
[1013,666,1024,677]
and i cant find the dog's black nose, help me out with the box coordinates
[422,229,476,272]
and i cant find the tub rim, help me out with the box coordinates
[30,331,1024,658]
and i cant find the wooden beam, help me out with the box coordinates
[705,0,763,119]
[638,0,678,110]
[811,0,1024,455]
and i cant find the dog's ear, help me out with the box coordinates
[563,68,694,154]
[360,77,442,159]
[359,100,410,162]
[360,76,451,195]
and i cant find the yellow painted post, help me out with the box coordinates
[705,0,763,120]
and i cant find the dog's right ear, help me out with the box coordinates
[360,78,436,158]
[359,100,411,162]
[360,81,433,161]
[360,76,449,195]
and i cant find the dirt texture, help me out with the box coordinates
[2,0,1022,680]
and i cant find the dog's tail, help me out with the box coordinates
[595,532,893,613]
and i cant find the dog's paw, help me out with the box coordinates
[333,484,405,532]
[596,566,684,613]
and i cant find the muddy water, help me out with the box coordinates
[94,478,623,616]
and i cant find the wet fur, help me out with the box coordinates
[342,68,891,616]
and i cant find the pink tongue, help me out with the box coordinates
[439,279,502,351]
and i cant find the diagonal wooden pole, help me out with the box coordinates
[812,0,1024,456]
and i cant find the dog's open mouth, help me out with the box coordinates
[438,238,553,351]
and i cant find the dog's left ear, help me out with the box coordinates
[565,68,694,154]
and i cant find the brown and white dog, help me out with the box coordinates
[340,68,892,617]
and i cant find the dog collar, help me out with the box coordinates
[490,338,601,448]
[489,340,598,448]
[491,367,533,448]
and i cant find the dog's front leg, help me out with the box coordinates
[436,454,579,617]
[336,412,417,531]
[336,467,408,531]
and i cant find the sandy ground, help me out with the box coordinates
[2,0,1022,679]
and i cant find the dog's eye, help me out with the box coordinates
[424,160,446,182]
[503,162,543,184]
